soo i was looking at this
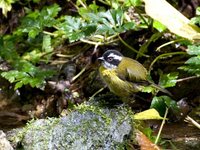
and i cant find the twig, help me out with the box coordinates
[149,52,187,74]
[43,31,58,37]
[176,76,200,82]
[71,66,87,82]
[155,108,168,144]
[77,0,87,8]
[56,54,74,58]
[156,39,186,51]
[118,35,149,58]
[88,87,105,101]
[80,38,119,45]
[184,115,200,130]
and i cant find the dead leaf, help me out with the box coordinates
[142,0,200,41]
[134,108,165,120]
[136,130,161,150]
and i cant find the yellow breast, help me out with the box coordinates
[99,66,142,97]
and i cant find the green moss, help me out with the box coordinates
[8,99,134,150]
[74,102,112,125]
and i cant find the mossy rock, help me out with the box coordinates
[8,102,134,150]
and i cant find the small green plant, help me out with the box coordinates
[191,7,200,26]
[56,6,136,43]
[0,3,141,90]
[179,45,200,75]
[0,4,60,89]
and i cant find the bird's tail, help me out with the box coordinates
[150,82,173,97]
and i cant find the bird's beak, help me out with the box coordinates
[97,57,104,61]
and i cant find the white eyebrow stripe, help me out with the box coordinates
[108,53,122,61]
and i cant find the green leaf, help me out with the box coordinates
[141,86,156,93]
[22,49,43,64]
[78,4,100,15]
[185,56,200,65]
[153,20,166,32]
[15,81,24,90]
[57,8,136,42]
[150,96,167,116]
[142,127,157,142]
[159,72,179,88]
[179,45,200,75]
[186,45,200,55]
[111,8,123,26]
[191,14,200,26]
[16,4,61,38]
[1,62,55,90]
[150,96,178,116]
[123,22,135,30]
[179,64,200,75]
[69,25,96,42]
[124,0,142,6]
[42,35,53,61]
[28,29,40,39]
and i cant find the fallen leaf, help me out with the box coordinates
[142,0,200,41]
[134,108,164,120]
[136,130,161,150]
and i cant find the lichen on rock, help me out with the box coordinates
[8,101,134,150]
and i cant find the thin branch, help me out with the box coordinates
[155,108,168,144]
[149,52,187,74]
[176,76,200,82]
[184,116,200,130]
[88,87,105,101]
[77,0,87,8]
[118,34,149,58]
[71,66,87,82]
[156,39,186,51]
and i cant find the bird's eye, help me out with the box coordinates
[107,57,113,62]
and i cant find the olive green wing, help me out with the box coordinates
[117,57,173,96]
[118,57,148,82]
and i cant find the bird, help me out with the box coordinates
[98,50,172,103]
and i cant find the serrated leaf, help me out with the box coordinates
[180,45,200,75]
[57,8,136,42]
[191,17,200,26]
[1,63,54,89]
[28,29,40,39]
[22,49,43,63]
[1,70,18,83]
[134,108,164,120]
[179,64,200,75]
[42,3,61,18]
[69,25,96,42]
[99,11,115,26]
[16,4,61,38]
[58,16,83,32]
[186,45,200,55]
[159,72,179,88]
[185,56,200,65]
[88,4,99,13]
[141,86,156,93]
[15,81,24,90]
